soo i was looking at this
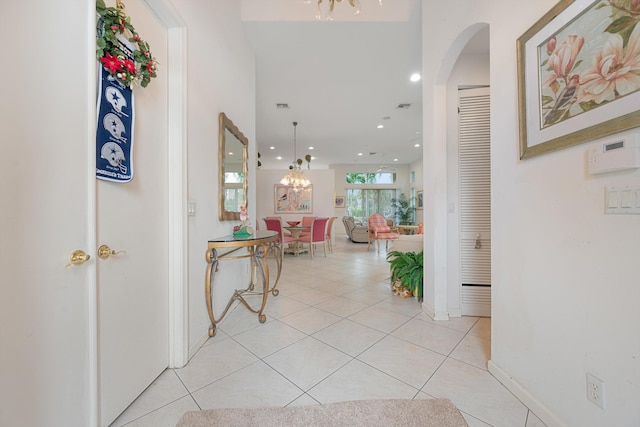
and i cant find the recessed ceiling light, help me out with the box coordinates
[358,153,363,156]
[410,73,421,82]
[269,146,275,150]
[414,143,420,148]
[308,146,314,150]
[377,125,384,129]
[393,158,399,162]
[276,156,283,160]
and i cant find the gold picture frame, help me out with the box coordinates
[517,0,640,159]
[334,195,345,208]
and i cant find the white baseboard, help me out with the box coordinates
[448,308,462,318]
[422,303,449,321]
[488,360,567,427]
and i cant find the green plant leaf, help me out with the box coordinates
[387,250,422,299]
[605,16,635,35]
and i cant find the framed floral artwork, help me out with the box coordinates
[517,0,640,159]
[274,184,312,213]
[417,190,423,209]
[334,195,345,208]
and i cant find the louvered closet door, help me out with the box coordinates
[459,87,491,317]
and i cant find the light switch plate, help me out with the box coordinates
[605,186,640,214]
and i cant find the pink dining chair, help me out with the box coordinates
[367,213,400,254]
[298,215,316,239]
[297,217,329,259]
[325,216,337,253]
[263,217,297,258]
[265,216,291,236]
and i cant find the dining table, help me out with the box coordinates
[282,225,310,256]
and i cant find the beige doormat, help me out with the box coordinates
[176,398,468,427]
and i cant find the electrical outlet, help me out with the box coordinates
[586,373,606,409]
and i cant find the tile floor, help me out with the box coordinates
[111,238,547,427]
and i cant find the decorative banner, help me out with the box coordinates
[96,65,134,182]
[95,0,158,182]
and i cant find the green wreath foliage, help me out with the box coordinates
[96,0,157,88]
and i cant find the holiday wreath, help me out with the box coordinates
[96,0,158,88]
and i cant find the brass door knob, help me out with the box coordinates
[98,244,126,259]
[66,250,91,268]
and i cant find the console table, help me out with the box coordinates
[205,230,281,337]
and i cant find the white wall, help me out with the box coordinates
[171,0,257,355]
[422,1,640,426]
[410,158,424,227]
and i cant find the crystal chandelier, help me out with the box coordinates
[280,122,311,191]
[304,0,382,21]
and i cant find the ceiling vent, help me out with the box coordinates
[276,103,289,109]
[396,103,411,109]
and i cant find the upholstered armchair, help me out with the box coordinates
[367,213,400,253]
[341,216,369,243]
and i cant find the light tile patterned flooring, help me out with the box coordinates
[111,238,547,427]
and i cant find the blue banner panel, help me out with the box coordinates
[96,67,134,182]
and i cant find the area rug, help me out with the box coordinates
[176,398,468,427]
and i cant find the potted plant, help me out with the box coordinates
[386,250,423,301]
[391,193,415,225]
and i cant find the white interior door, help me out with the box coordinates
[459,87,491,317]
[96,1,169,425]
[0,4,93,425]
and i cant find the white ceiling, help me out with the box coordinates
[243,0,424,170]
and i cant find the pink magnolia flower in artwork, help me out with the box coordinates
[544,35,585,87]
[547,37,557,55]
[579,23,640,104]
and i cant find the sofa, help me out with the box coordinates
[342,216,369,243]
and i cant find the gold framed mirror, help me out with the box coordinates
[218,112,248,221]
